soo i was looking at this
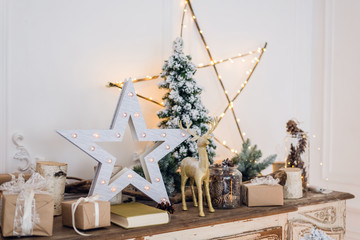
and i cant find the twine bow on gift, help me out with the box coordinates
[0,173,48,236]
[71,194,100,236]
[248,176,280,186]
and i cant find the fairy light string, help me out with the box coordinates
[107,0,267,154]
[185,0,266,143]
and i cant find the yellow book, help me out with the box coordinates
[110,202,170,229]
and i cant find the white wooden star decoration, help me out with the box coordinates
[57,79,190,203]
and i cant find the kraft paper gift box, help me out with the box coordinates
[242,184,284,207]
[62,199,110,230]
[1,193,54,237]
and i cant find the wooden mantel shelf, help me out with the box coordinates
[19,191,354,240]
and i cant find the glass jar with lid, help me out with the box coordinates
[209,163,242,208]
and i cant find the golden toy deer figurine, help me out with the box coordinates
[178,117,219,217]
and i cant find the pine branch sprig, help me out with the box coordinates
[231,139,276,181]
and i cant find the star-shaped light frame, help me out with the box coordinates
[107,0,267,154]
[57,79,190,203]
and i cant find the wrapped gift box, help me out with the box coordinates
[1,194,54,237]
[62,199,110,230]
[242,184,284,207]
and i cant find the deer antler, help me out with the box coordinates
[178,120,198,138]
[205,117,219,136]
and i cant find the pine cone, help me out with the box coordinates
[222,158,234,167]
[156,201,175,214]
[286,120,301,134]
[209,181,224,198]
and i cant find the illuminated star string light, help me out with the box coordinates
[108,0,267,154]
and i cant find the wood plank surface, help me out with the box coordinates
[14,191,355,240]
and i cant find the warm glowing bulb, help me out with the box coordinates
[93,133,99,139]
[219,59,223,63]
[142,133,146,138]
[111,187,117,192]
[181,132,186,137]
[149,158,154,163]
[165,145,170,150]
[229,58,234,63]
[128,92,134,97]
[231,149,235,153]
[241,84,244,88]
[243,132,246,136]
[246,71,250,75]
[238,53,242,56]
[90,146,95,151]
[100,180,106,185]
[72,133,78,138]
[218,75,222,79]
[325,178,329,181]
[220,113,225,118]
[244,80,248,84]
[241,59,246,62]
[155,178,160,182]
[223,141,226,145]
[235,150,238,153]
[134,112,140,118]
[198,63,204,67]
[199,30,203,34]
[161,133,166,137]
[123,113,127,118]
[107,159,112,164]
[149,97,153,100]
[312,134,316,138]
[317,147,321,151]
[144,186,150,191]
[224,90,228,94]
[211,61,214,65]
[128,174,133,179]
[116,133,121,138]
[192,16,196,19]
[184,9,187,12]
[237,118,240,122]
[206,45,209,49]
[320,162,323,166]
[263,48,267,52]
[249,51,253,54]
[237,89,241,93]
[162,198,167,202]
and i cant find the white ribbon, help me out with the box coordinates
[71,194,100,236]
[248,176,280,186]
[21,188,35,235]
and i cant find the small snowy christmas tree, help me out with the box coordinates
[157,37,216,164]
[134,37,216,195]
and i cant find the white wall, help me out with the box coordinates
[1,0,314,176]
[0,0,359,237]
[311,0,360,238]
